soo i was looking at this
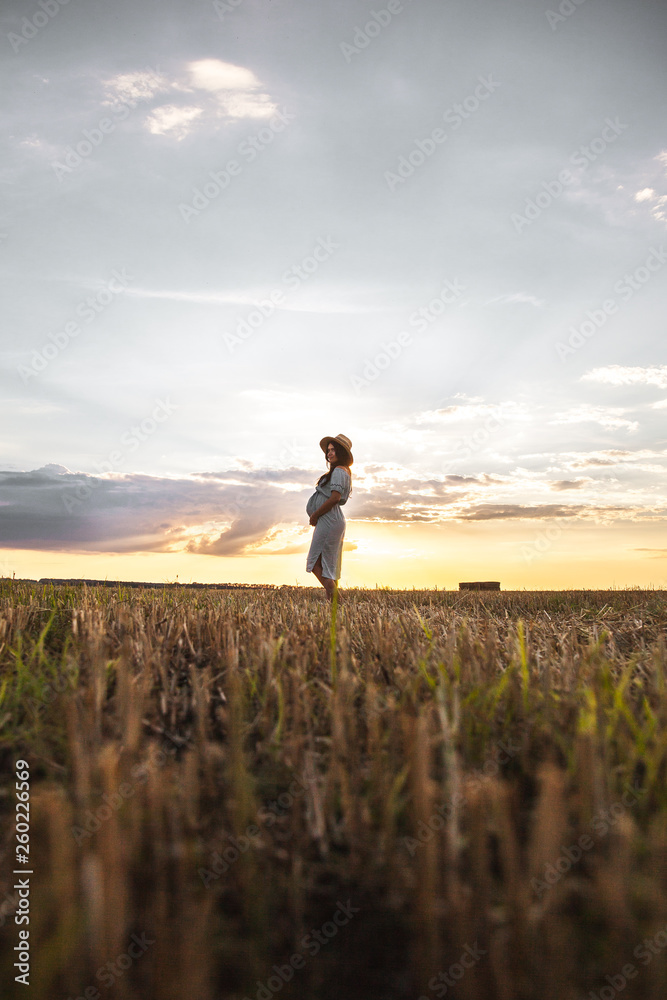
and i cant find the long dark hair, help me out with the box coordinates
[317,441,353,496]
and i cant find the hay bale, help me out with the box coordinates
[459,581,500,591]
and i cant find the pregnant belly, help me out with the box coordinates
[306,492,319,516]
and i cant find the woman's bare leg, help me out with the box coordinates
[312,554,336,601]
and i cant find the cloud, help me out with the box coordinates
[126,286,278,306]
[217,92,278,119]
[145,105,203,140]
[459,503,639,522]
[185,58,278,122]
[2,457,663,558]
[0,463,513,553]
[0,399,64,417]
[548,479,589,490]
[564,150,667,229]
[181,59,278,119]
[583,365,667,390]
[350,483,468,523]
[0,465,313,556]
[13,133,61,159]
[562,448,667,469]
[103,68,168,106]
[188,60,261,93]
[571,456,626,467]
[487,292,546,308]
[124,285,371,314]
[112,58,281,139]
[460,503,584,521]
[631,151,667,223]
[406,400,529,426]
[0,464,367,557]
[550,404,638,432]
[188,513,283,556]
[634,548,667,558]
[18,135,46,150]
[444,474,497,485]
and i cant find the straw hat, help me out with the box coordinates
[320,433,354,466]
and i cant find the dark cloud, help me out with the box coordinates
[3,465,471,554]
[460,504,585,521]
[570,458,619,468]
[188,514,284,556]
[350,483,468,523]
[460,503,645,522]
[0,464,514,552]
[549,479,587,491]
[0,462,660,558]
[444,475,485,485]
[568,451,636,468]
[0,465,309,556]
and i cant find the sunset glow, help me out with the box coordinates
[2,1,666,589]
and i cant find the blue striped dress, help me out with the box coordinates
[305,466,351,581]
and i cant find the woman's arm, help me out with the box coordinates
[310,490,341,524]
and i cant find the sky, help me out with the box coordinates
[1,0,666,590]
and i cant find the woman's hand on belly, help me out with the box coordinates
[309,491,341,527]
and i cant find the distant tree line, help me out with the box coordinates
[4,579,288,589]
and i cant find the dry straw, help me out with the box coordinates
[0,580,666,998]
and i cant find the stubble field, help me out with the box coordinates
[1,580,666,1000]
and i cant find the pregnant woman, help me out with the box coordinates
[306,433,353,602]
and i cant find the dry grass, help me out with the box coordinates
[1,581,667,999]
